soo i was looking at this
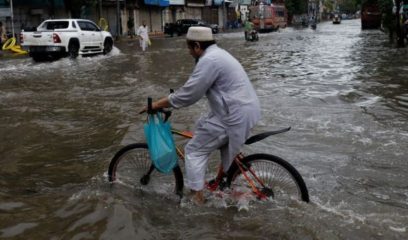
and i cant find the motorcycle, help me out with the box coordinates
[245,30,259,41]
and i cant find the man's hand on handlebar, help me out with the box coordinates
[139,97,171,114]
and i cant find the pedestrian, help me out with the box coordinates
[0,21,7,47]
[140,27,261,205]
[137,20,150,52]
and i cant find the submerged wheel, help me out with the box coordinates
[31,53,47,62]
[68,41,79,59]
[226,154,309,202]
[108,143,184,197]
[103,38,113,54]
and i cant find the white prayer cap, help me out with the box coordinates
[186,27,214,41]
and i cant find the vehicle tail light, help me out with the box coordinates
[20,33,24,44]
[53,33,61,43]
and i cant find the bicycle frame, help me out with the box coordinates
[145,96,292,200]
[170,128,269,199]
[171,129,193,161]
[107,98,308,202]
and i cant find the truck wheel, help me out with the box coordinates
[31,53,46,62]
[68,42,79,59]
[103,38,113,54]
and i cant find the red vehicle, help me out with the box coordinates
[249,3,288,32]
[361,1,381,29]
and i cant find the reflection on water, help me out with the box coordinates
[0,19,407,239]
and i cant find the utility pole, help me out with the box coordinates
[223,1,227,31]
[116,0,120,40]
[99,0,102,20]
[10,0,14,38]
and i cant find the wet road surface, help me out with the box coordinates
[0,19,407,239]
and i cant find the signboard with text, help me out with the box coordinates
[239,0,251,5]
[213,0,223,6]
[0,7,11,17]
[170,0,185,4]
[144,0,170,6]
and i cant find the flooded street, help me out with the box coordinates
[1,19,407,239]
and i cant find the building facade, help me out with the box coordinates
[1,0,253,38]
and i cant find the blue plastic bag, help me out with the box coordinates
[143,113,178,173]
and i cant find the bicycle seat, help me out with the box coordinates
[245,127,291,145]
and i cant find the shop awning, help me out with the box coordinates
[14,0,64,7]
[186,0,205,7]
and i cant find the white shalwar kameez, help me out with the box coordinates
[168,44,261,191]
[137,25,149,51]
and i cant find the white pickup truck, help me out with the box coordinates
[21,19,114,61]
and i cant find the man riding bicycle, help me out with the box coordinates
[141,27,261,205]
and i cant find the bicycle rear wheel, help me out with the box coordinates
[108,143,184,197]
[226,154,309,202]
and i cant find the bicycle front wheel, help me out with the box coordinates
[226,154,309,202]
[108,143,184,197]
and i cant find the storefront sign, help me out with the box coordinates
[170,0,185,4]
[186,0,205,7]
[239,0,251,5]
[144,0,170,6]
[0,8,11,17]
[213,0,223,6]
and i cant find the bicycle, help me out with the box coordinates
[108,98,310,203]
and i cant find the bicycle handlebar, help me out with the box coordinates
[146,97,172,122]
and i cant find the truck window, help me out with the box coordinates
[275,10,285,17]
[87,22,100,31]
[78,21,91,31]
[42,21,69,30]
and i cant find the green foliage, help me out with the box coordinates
[323,0,334,13]
[285,0,308,16]
[64,0,98,18]
[127,17,134,29]
[338,0,361,13]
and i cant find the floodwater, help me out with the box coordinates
[1,19,407,239]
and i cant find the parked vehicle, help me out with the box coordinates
[21,19,113,62]
[361,1,381,29]
[249,3,287,33]
[164,19,219,37]
[333,14,341,24]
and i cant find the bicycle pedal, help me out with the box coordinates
[206,180,218,191]
[206,178,227,191]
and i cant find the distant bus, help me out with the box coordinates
[249,4,288,32]
[361,1,381,29]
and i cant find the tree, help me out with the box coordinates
[63,0,97,18]
[285,0,308,20]
[338,0,360,14]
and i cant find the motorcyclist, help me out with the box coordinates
[244,20,254,40]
